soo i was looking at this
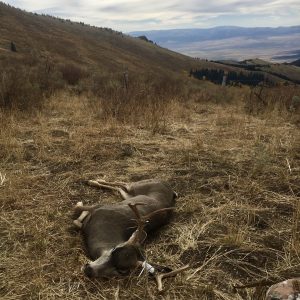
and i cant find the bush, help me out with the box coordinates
[36,60,64,96]
[0,60,64,111]
[90,72,187,132]
[244,85,300,115]
[0,67,43,111]
[60,63,86,85]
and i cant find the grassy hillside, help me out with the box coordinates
[0,2,215,74]
[216,59,300,84]
[246,59,300,83]
[1,2,266,113]
[2,2,297,87]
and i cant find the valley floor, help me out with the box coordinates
[0,92,299,299]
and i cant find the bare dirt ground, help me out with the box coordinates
[0,92,299,299]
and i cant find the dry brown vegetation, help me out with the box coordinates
[0,2,210,75]
[0,59,64,111]
[1,4,299,299]
[0,78,299,299]
[3,2,282,93]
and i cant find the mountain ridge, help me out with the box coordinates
[130,26,300,62]
[0,3,299,84]
[0,2,212,75]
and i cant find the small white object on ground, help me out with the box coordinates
[138,261,155,277]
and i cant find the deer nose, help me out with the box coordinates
[84,264,94,278]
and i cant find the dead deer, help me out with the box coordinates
[73,179,189,291]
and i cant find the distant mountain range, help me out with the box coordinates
[130,26,300,63]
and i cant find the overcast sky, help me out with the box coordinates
[5,0,300,32]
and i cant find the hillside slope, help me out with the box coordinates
[0,2,215,75]
[0,3,297,87]
[291,59,300,67]
[216,59,300,83]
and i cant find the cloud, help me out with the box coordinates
[4,0,300,31]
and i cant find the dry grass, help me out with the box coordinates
[0,85,299,300]
[0,2,208,77]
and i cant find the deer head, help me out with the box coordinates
[82,203,189,291]
[83,204,169,278]
[83,243,144,278]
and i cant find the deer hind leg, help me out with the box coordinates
[87,179,131,200]
[91,179,129,191]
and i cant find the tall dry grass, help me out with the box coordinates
[0,58,64,111]
[89,73,189,133]
[245,84,300,116]
[0,81,299,299]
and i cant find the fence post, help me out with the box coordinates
[123,70,129,92]
[222,71,228,87]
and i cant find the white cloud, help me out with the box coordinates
[4,0,300,31]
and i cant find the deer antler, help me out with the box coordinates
[127,203,189,291]
[126,203,147,244]
[126,203,174,245]
[154,264,190,292]
[137,261,190,292]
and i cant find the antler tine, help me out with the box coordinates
[127,203,147,244]
[128,204,187,291]
[126,205,175,245]
[154,264,190,292]
[128,203,145,222]
[144,207,175,221]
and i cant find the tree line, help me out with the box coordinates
[190,68,273,86]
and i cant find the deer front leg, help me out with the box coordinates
[73,202,90,229]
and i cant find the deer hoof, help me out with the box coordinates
[73,219,83,228]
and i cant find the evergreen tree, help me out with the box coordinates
[190,68,271,86]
